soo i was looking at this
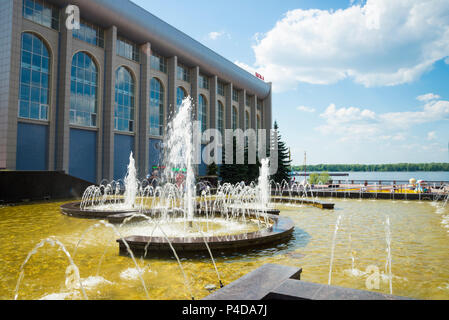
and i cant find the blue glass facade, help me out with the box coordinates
[149,78,164,136]
[72,20,104,47]
[70,52,98,127]
[232,106,237,130]
[149,138,162,170]
[114,67,135,132]
[217,101,224,137]
[18,32,49,121]
[176,86,186,111]
[198,95,207,133]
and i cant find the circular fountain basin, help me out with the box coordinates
[60,201,138,219]
[116,213,294,254]
[60,201,294,255]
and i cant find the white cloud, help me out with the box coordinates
[207,31,230,40]
[297,106,316,113]
[427,131,437,140]
[417,93,441,102]
[316,98,449,142]
[248,0,449,92]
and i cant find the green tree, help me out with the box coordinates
[309,173,320,184]
[271,121,291,184]
[206,162,218,176]
[318,172,330,184]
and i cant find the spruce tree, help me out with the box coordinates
[271,121,291,184]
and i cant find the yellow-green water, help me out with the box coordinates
[0,198,448,300]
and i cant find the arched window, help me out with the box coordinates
[256,115,261,131]
[176,86,187,111]
[114,67,135,132]
[70,52,98,127]
[232,106,238,130]
[198,95,207,133]
[217,101,224,137]
[150,78,164,136]
[244,110,250,147]
[19,32,50,120]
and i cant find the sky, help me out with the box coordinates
[131,0,449,165]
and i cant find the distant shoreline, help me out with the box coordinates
[291,163,449,172]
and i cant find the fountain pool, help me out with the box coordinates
[1,197,449,300]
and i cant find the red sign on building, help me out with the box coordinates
[255,72,264,80]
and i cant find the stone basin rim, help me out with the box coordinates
[116,213,295,253]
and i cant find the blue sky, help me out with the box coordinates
[131,0,449,165]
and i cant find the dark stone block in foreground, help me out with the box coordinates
[203,263,302,300]
[204,263,413,300]
[264,279,412,300]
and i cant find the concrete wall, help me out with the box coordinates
[0,0,14,170]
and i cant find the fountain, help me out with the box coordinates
[60,97,294,255]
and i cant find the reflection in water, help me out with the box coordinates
[0,198,448,300]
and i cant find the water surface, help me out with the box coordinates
[0,198,448,300]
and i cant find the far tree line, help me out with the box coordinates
[291,163,449,172]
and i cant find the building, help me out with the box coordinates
[0,0,272,183]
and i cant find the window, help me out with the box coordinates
[246,94,251,107]
[217,81,225,96]
[114,67,135,132]
[232,106,238,130]
[116,37,139,62]
[150,78,164,136]
[18,33,50,121]
[199,74,209,90]
[257,100,263,110]
[245,110,250,147]
[232,89,239,102]
[198,95,207,133]
[176,87,187,111]
[70,52,98,127]
[177,64,190,82]
[256,115,261,131]
[150,53,167,73]
[22,0,59,30]
[73,20,104,48]
[217,101,224,137]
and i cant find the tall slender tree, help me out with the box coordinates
[271,121,291,184]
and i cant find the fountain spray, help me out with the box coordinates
[163,97,196,225]
[124,152,138,209]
